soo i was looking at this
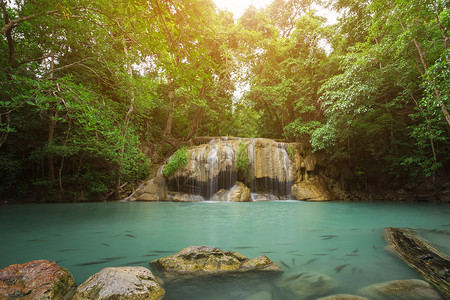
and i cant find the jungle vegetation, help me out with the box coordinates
[0,0,448,201]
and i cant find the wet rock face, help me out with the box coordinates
[129,137,335,201]
[166,138,296,199]
[128,175,167,201]
[357,279,444,300]
[276,271,339,300]
[229,182,251,202]
[72,267,165,300]
[150,246,283,280]
[291,176,334,201]
[0,260,75,300]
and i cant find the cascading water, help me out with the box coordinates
[165,137,295,200]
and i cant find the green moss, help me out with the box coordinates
[162,146,189,177]
[235,141,249,171]
[286,145,296,160]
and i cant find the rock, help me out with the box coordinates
[168,193,205,202]
[291,176,334,201]
[211,189,230,201]
[357,279,444,300]
[229,182,251,202]
[250,193,279,201]
[0,260,75,299]
[129,175,167,201]
[165,138,297,198]
[72,267,165,300]
[250,290,273,300]
[150,246,283,280]
[304,154,317,172]
[317,294,369,300]
[276,271,339,300]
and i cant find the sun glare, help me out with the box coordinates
[213,0,338,24]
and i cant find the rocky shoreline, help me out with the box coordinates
[0,246,445,300]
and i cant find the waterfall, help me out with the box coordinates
[165,137,295,200]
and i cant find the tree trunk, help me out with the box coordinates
[1,0,14,69]
[47,109,56,180]
[163,74,174,138]
[383,227,450,299]
[47,51,56,180]
[115,42,135,198]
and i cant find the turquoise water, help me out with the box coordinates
[1,201,449,299]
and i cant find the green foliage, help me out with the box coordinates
[286,145,296,160]
[235,141,250,171]
[162,146,189,177]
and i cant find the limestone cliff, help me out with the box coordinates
[129,137,334,202]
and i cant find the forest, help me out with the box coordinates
[0,0,449,202]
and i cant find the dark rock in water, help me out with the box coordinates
[275,271,339,300]
[357,279,444,300]
[0,260,76,299]
[72,267,165,300]
[149,245,283,281]
[317,294,369,300]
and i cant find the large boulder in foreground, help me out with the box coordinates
[0,260,75,299]
[291,176,334,201]
[357,279,444,300]
[150,246,282,280]
[72,267,165,300]
[276,271,339,300]
[229,182,251,202]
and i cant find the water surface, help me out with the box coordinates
[1,201,448,299]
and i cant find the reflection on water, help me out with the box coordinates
[1,201,449,299]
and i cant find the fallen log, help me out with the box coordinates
[383,227,450,299]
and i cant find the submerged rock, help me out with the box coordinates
[291,176,334,201]
[357,279,444,300]
[150,246,283,280]
[276,271,339,300]
[0,260,75,299]
[72,267,165,300]
[229,182,251,202]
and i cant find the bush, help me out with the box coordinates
[162,146,189,177]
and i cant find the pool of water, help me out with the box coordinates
[1,201,449,299]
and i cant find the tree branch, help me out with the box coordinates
[1,10,59,35]
[43,57,91,77]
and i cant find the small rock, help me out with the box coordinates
[72,267,165,300]
[357,279,444,300]
[276,271,339,300]
[317,294,369,300]
[0,260,75,299]
[168,193,204,202]
[251,194,279,201]
[150,246,282,280]
[211,189,230,201]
